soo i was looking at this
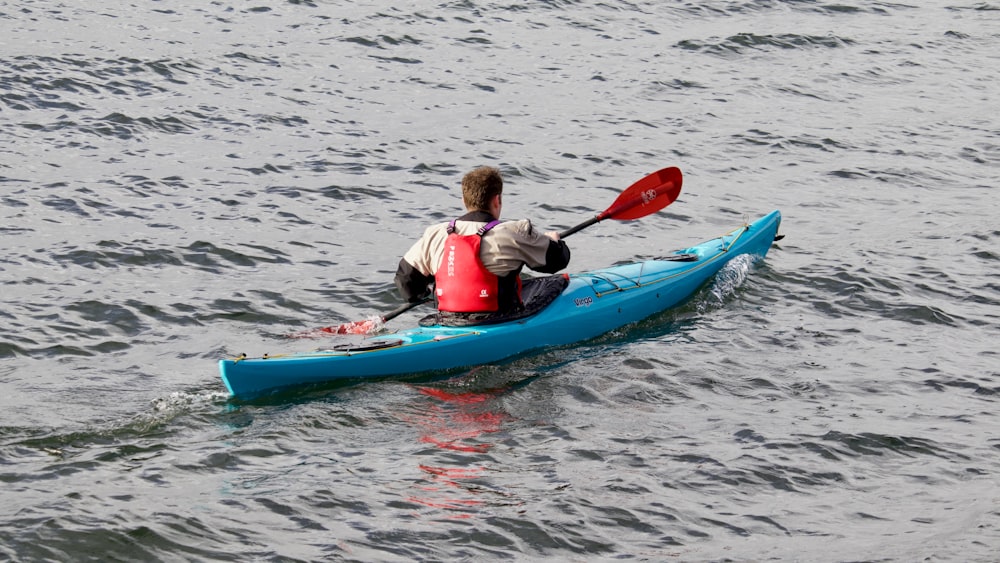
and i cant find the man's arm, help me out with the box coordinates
[533,238,571,274]
[394,258,434,302]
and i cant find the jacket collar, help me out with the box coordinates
[457,210,498,223]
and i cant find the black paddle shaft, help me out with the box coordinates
[557,215,600,239]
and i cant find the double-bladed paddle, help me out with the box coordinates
[297,166,683,337]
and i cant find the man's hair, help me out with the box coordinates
[462,166,503,211]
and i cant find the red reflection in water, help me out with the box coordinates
[403,383,514,519]
[409,464,486,518]
[412,386,510,452]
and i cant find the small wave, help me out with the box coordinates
[52,241,184,269]
[180,241,292,272]
[43,240,290,272]
[772,259,977,329]
[63,300,145,337]
[10,390,227,455]
[816,431,950,459]
[0,55,200,112]
[732,129,849,151]
[677,452,847,494]
[79,112,197,140]
[223,51,284,68]
[919,372,1000,396]
[677,33,854,57]
[6,520,237,562]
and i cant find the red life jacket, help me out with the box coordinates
[435,219,501,313]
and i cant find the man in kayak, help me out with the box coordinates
[395,166,571,317]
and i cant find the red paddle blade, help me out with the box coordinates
[600,166,682,221]
[333,318,384,335]
[286,316,386,338]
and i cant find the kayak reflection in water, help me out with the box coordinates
[394,166,571,322]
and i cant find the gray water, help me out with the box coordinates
[2,1,998,561]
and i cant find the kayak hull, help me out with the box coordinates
[219,210,781,398]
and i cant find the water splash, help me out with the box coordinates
[149,390,231,414]
[696,253,759,314]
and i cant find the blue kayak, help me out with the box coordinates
[219,210,781,399]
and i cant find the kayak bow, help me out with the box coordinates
[219,210,782,399]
